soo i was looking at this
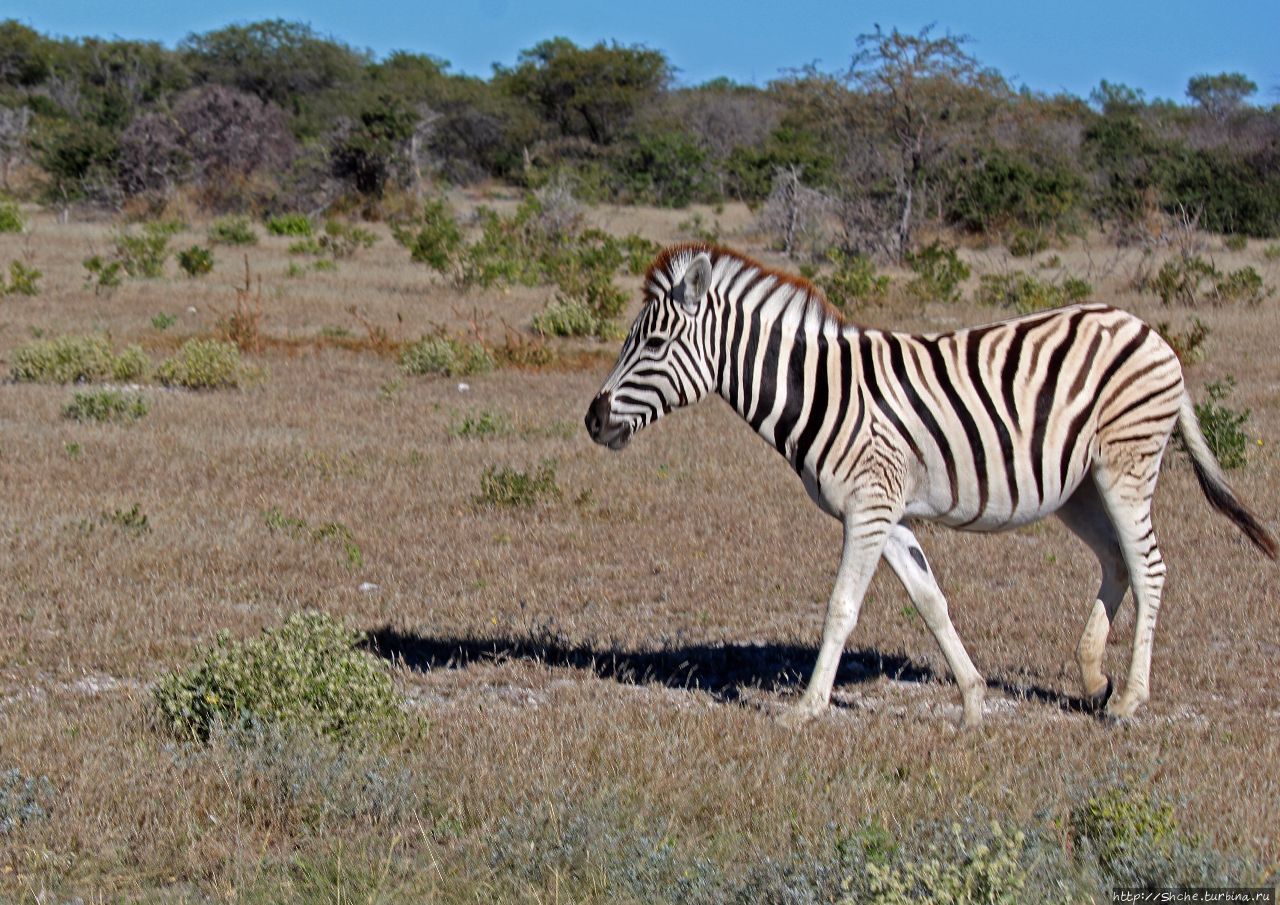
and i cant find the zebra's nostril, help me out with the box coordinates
[586,392,612,439]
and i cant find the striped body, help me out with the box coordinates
[586,243,1275,726]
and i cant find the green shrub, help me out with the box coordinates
[863,822,1031,905]
[0,768,53,834]
[400,334,494,377]
[83,255,124,293]
[1067,783,1250,890]
[209,216,259,246]
[976,271,1092,313]
[1155,318,1210,365]
[63,389,150,424]
[319,220,377,258]
[392,198,463,272]
[476,459,561,507]
[1211,265,1269,305]
[450,409,508,438]
[0,201,23,234]
[1263,243,1280,261]
[905,241,970,302]
[1223,233,1248,252]
[816,249,890,310]
[532,297,608,338]
[9,335,148,384]
[1194,377,1251,470]
[151,312,177,331]
[1151,255,1217,305]
[3,261,41,296]
[114,223,173,278]
[266,213,313,237]
[155,339,247,390]
[1007,228,1049,258]
[619,234,660,275]
[177,244,214,277]
[1153,256,1271,306]
[151,611,406,743]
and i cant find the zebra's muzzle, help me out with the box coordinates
[585,392,633,450]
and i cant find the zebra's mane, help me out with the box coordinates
[645,242,850,330]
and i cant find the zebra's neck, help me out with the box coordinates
[711,259,859,470]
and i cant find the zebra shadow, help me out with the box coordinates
[365,626,1097,715]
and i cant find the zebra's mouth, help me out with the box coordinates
[597,422,633,450]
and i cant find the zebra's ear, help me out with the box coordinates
[677,253,713,315]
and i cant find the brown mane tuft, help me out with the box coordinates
[644,242,849,327]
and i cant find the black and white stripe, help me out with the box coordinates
[586,243,1277,726]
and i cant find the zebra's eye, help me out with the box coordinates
[644,337,666,352]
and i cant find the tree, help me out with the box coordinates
[0,104,30,188]
[173,84,295,182]
[180,20,366,117]
[496,38,669,145]
[330,95,419,197]
[1187,72,1257,120]
[0,19,52,86]
[846,25,1004,258]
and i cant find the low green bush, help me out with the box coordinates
[0,201,23,234]
[83,255,124,293]
[1068,782,1253,890]
[63,389,150,424]
[391,197,464,273]
[177,245,214,277]
[114,222,173,278]
[476,459,561,507]
[905,241,970,303]
[1211,265,1269,305]
[816,249,890,310]
[2,261,41,296]
[532,297,608,338]
[208,216,258,246]
[151,312,177,331]
[400,334,494,378]
[155,338,247,390]
[266,213,313,237]
[1194,377,1251,470]
[450,409,508,438]
[863,822,1031,905]
[1008,228,1049,258]
[152,611,406,743]
[976,271,1092,313]
[1155,318,1210,365]
[1223,233,1247,252]
[9,335,148,384]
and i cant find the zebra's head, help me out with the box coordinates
[585,247,717,450]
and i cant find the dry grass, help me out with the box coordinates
[0,198,1278,900]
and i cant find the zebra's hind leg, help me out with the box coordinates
[1056,478,1131,712]
[883,524,985,729]
[1092,454,1168,721]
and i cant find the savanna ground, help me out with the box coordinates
[0,196,1278,901]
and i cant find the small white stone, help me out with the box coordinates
[457,382,470,392]
[358,582,380,593]
[186,306,197,314]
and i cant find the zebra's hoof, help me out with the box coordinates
[1081,676,1113,714]
[776,701,823,729]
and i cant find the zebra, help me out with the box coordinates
[584,242,1277,728]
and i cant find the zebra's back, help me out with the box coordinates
[856,304,1182,531]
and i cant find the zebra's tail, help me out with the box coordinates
[1178,391,1278,560]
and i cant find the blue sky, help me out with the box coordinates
[6,0,1278,103]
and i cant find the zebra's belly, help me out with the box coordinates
[908,481,1086,533]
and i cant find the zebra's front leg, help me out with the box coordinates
[782,504,896,727]
[882,524,986,729]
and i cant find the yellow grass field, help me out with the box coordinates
[0,197,1277,900]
